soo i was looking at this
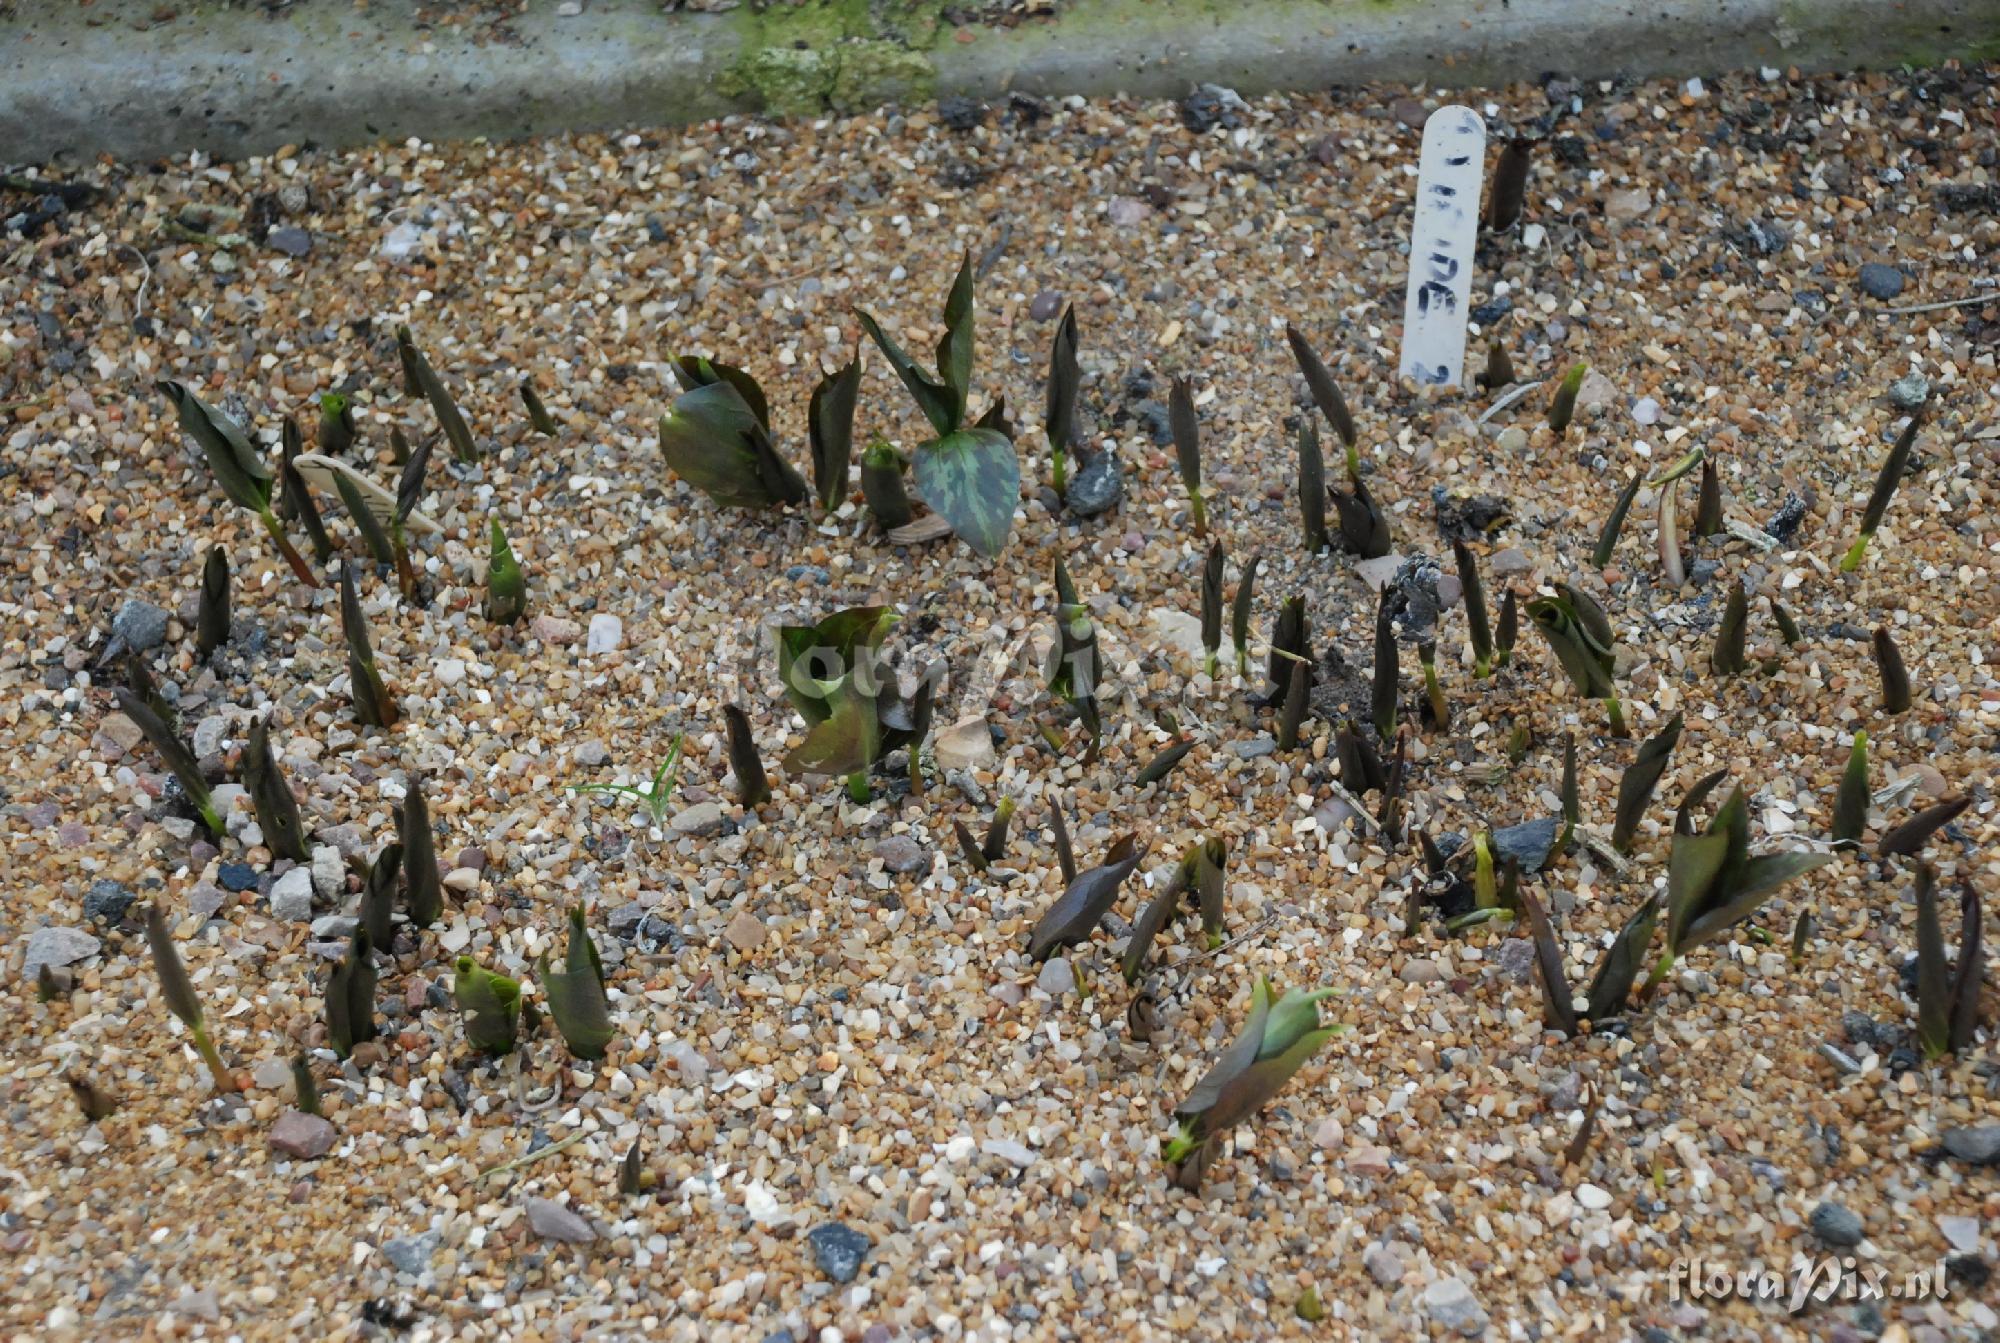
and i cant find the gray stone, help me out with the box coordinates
[1810,1200,1864,1247]
[980,1138,1038,1168]
[1489,547,1533,576]
[310,914,358,940]
[606,903,649,939]
[1230,736,1277,760]
[83,880,135,924]
[270,866,316,921]
[1938,1216,1981,1254]
[874,835,931,874]
[1603,187,1651,221]
[1399,957,1446,984]
[1857,263,1904,300]
[1492,936,1538,984]
[187,882,228,920]
[269,1110,336,1159]
[933,717,996,772]
[311,845,345,899]
[1942,1126,2000,1166]
[267,226,312,257]
[807,1221,871,1284]
[382,1230,441,1276]
[1422,1277,1489,1337]
[573,739,611,768]
[1030,290,1064,321]
[22,926,101,979]
[1888,373,1929,410]
[1065,447,1123,517]
[112,598,170,653]
[1490,815,1561,873]
[586,613,623,654]
[671,802,726,837]
[1363,1241,1405,1287]
[1035,957,1076,997]
[525,1196,597,1243]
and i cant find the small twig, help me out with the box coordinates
[116,243,152,319]
[1170,915,1278,996]
[1865,291,1999,316]
[1476,378,1545,426]
[0,391,53,416]
[1324,781,1382,835]
[976,222,1012,280]
[477,1128,588,1180]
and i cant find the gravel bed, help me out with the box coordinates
[2,63,1997,1341]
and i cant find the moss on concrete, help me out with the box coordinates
[726,0,950,115]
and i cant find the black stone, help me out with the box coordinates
[1857,263,1905,301]
[218,863,258,892]
[807,1222,872,1284]
[83,880,135,924]
[1490,816,1561,874]
[1065,447,1124,517]
[1809,1201,1864,1248]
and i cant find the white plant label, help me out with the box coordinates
[1399,105,1486,388]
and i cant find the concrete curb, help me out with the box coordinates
[4,0,1997,163]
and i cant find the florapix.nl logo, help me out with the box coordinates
[1668,1256,1951,1313]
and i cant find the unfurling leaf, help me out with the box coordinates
[913,426,1018,558]
[317,391,356,456]
[1285,324,1358,461]
[68,1073,118,1122]
[453,956,522,1056]
[1331,472,1391,558]
[1277,659,1310,752]
[1547,361,1588,434]
[723,704,770,806]
[243,713,307,863]
[281,455,334,564]
[659,358,808,509]
[1527,584,1623,735]
[1832,731,1869,845]
[860,439,915,531]
[1136,738,1197,787]
[1166,977,1341,1192]
[197,545,230,657]
[1611,711,1683,853]
[1710,579,1748,676]
[1266,594,1310,705]
[1915,863,1951,1060]
[158,379,272,513]
[521,378,558,436]
[1877,795,1970,859]
[1558,731,1580,854]
[810,352,863,511]
[1483,339,1516,391]
[1045,305,1080,493]
[1050,798,1077,884]
[1790,908,1815,966]
[1336,721,1386,796]
[326,925,378,1059]
[1520,886,1578,1038]
[1649,784,1832,997]
[1494,588,1518,669]
[115,687,220,835]
[1417,641,1448,730]
[1873,626,1911,713]
[1298,420,1329,554]
[144,903,235,1091]
[1371,589,1398,741]
[982,797,1016,863]
[1483,136,1534,231]
[1841,404,1924,572]
[1169,373,1207,535]
[400,774,443,928]
[340,565,397,728]
[1230,553,1260,677]
[618,1139,650,1196]
[397,326,479,462]
[1772,602,1802,646]
[541,907,614,1061]
[486,517,527,625]
[859,250,976,436]
[334,468,395,565]
[361,841,401,950]
[1027,834,1148,961]
[1200,541,1224,675]
[1454,538,1492,677]
[1593,471,1644,570]
[1694,456,1723,537]
[1584,898,1657,1019]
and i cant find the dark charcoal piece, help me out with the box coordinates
[1065,447,1123,517]
[1765,492,1810,542]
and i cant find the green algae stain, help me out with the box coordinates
[726,0,948,116]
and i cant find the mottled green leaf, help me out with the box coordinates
[913,426,1018,558]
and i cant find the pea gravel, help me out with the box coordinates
[3,61,1998,1342]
